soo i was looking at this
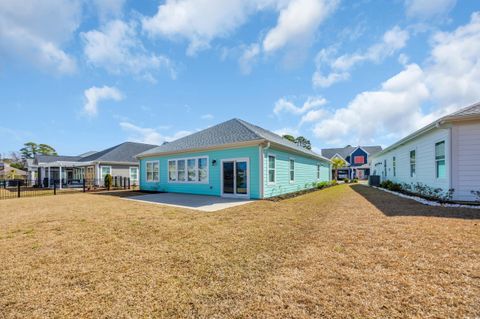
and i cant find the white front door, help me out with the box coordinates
[221,158,249,198]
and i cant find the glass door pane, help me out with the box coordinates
[223,161,234,194]
[236,161,247,194]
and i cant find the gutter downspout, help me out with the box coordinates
[261,142,271,199]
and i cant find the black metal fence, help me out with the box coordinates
[0,177,132,201]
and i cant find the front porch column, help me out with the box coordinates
[59,166,62,189]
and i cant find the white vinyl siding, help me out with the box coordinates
[451,121,480,201]
[371,128,450,192]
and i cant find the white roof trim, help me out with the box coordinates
[349,146,369,156]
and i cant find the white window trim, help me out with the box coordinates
[167,156,209,184]
[409,149,417,179]
[129,167,139,182]
[100,165,112,177]
[289,158,295,183]
[267,154,276,185]
[221,158,250,198]
[392,156,396,177]
[434,140,446,180]
[145,160,159,182]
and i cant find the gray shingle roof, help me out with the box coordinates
[321,146,383,160]
[444,101,480,119]
[35,155,82,164]
[137,118,329,161]
[79,142,158,163]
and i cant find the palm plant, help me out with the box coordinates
[331,158,347,181]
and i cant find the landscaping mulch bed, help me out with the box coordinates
[0,184,479,318]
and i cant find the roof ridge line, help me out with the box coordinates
[233,118,264,140]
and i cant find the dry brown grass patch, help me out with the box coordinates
[0,185,479,318]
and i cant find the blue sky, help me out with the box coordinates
[1,0,480,156]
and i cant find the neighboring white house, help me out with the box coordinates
[371,102,480,202]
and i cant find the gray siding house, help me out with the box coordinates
[34,142,157,187]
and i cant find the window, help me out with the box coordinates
[410,150,416,177]
[384,160,387,177]
[101,166,111,181]
[268,155,275,184]
[146,161,159,182]
[177,160,186,181]
[354,156,365,164]
[289,159,295,182]
[393,156,396,177]
[435,141,446,178]
[130,167,139,183]
[317,164,320,179]
[168,157,208,183]
[198,158,208,182]
[73,167,85,180]
[168,160,177,181]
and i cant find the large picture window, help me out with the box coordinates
[146,161,159,182]
[410,150,416,178]
[168,157,209,184]
[435,141,446,178]
[268,155,275,184]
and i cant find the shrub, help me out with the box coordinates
[343,178,349,183]
[351,178,358,183]
[379,180,402,192]
[330,180,338,186]
[104,174,113,190]
[316,181,329,189]
[471,190,480,202]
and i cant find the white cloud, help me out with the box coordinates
[313,64,429,145]
[300,109,326,125]
[82,20,175,80]
[263,0,338,53]
[119,122,192,145]
[313,26,409,88]
[201,114,214,120]
[273,127,300,137]
[405,0,456,20]
[0,0,80,74]
[142,0,337,57]
[84,86,124,117]
[312,12,480,145]
[91,0,126,22]
[142,0,257,55]
[274,96,327,115]
[239,43,260,74]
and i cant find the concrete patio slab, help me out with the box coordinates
[123,193,254,212]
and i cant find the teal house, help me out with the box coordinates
[136,119,331,199]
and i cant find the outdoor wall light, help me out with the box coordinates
[212,160,217,166]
